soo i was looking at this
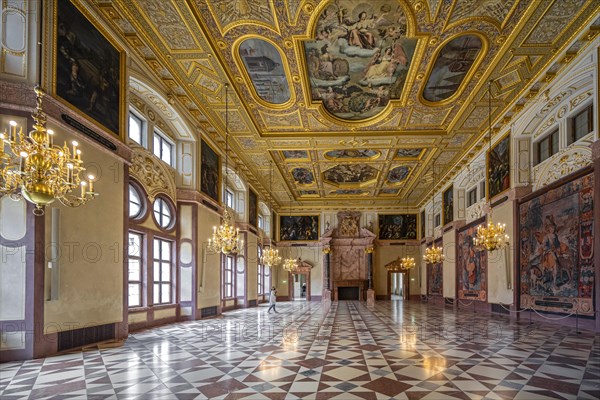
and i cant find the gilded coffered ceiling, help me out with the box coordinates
[89,0,600,211]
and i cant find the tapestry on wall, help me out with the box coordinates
[457,218,487,301]
[427,241,443,296]
[519,172,594,315]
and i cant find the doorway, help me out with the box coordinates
[292,273,307,301]
[387,271,409,300]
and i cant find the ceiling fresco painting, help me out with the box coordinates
[396,148,424,158]
[324,149,380,159]
[304,0,418,120]
[387,166,411,184]
[91,0,600,210]
[323,164,379,185]
[422,34,484,103]
[239,38,291,104]
[282,150,310,160]
[292,167,315,185]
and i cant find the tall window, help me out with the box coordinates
[536,129,559,165]
[153,238,172,305]
[434,213,441,227]
[263,262,271,295]
[258,215,264,230]
[569,104,593,144]
[467,187,477,207]
[225,189,234,209]
[257,246,263,296]
[223,255,234,299]
[479,181,486,200]
[128,232,143,307]
[129,112,144,145]
[153,130,174,166]
[153,197,173,229]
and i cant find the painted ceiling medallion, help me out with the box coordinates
[387,166,411,183]
[292,167,315,185]
[323,163,379,186]
[304,0,417,120]
[324,149,380,160]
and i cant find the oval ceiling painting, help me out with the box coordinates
[387,166,411,183]
[304,0,417,120]
[239,38,291,104]
[422,35,483,102]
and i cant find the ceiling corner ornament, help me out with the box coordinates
[473,82,509,253]
[130,148,176,203]
[1,87,98,215]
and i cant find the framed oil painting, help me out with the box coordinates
[249,188,258,228]
[487,133,511,199]
[457,218,487,301]
[519,172,594,315]
[442,185,454,226]
[378,214,417,240]
[54,0,125,137]
[427,240,443,296]
[201,139,220,203]
[279,215,319,241]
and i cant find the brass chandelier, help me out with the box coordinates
[283,257,298,272]
[473,82,509,252]
[386,256,414,272]
[207,84,242,254]
[260,161,281,267]
[0,87,97,215]
[423,164,444,264]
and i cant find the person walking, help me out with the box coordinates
[267,287,277,313]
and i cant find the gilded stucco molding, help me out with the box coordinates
[533,144,593,191]
[130,147,177,203]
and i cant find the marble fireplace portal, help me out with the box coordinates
[321,211,375,301]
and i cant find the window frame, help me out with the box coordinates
[467,187,477,208]
[152,196,175,231]
[222,255,235,300]
[153,129,175,167]
[128,109,146,146]
[128,182,147,221]
[225,188,234,209]
[127,231,144,308]
[536,129,559,165]
[152,237,173,305]
[434,213,441,227]
[568,104,593,145]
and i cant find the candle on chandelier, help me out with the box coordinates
[9,121,17,142]
[72,141,78,158]
[47,129,54,147]
[67,163,74,183]
[88,175,94,193]
[19,151,28,172]
[0,132,4,155]
[81,181,87,197]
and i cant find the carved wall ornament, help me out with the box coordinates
[539,90,570,115]
[466,201,486,224]
[533,145,592,190]
[130,147,177,203]
[337,211,361,238]
[569,90,593,111]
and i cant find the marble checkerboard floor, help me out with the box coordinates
[1,300,599,399]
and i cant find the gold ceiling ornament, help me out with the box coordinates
[423,161,444,265]
[322,245,332,254]
[0,86,98,215]
[283,257,298,272]
[207,84,243,255]
[474,82,510,252]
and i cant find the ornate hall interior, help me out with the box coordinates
[1,0,600,399]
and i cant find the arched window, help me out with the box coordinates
[153,197,174,229]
